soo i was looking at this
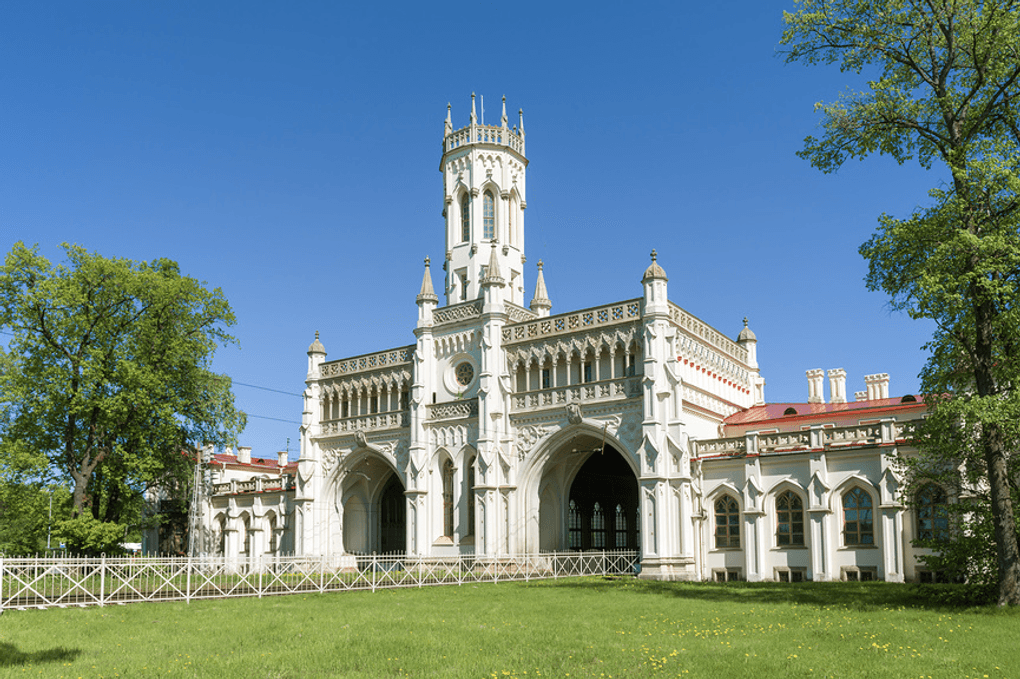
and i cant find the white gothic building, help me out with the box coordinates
[203,96,944,582]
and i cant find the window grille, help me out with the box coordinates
[843,487,874,545]
[776,491,805,546]
[714,495,740,548]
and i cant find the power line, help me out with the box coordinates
[244,413,302,425]
[232,381,302,397]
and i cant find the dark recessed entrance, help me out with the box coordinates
[379,474,406,554]
[568,447,639,550]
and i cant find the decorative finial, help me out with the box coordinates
[315,330,320,340]
[425,256,431,267]
[651,249,658,262]
[743,317,748,327]
[501,95,508,127]
[471,92,477,123]
[537,260,544,270]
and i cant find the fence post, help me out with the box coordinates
[186,554,192,604]
[258,554,263,599]
[319,554,325,594]
[99,554,106,607]
[371,554,377,593]
[1,555,5,615]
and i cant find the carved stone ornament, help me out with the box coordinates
[354,430,368,449]
[566,402,583,425]
[515,424,550,458]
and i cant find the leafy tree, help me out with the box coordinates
[782,0,1020,604]
[0,242,245,526]
[0,483,72,555]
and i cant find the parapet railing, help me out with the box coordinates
[511,376,640,412]
[693,420,914,458]
[0,550,638,612]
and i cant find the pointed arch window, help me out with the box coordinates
[591,502,606,548]
[614,504,628,548]
[917,483,948,542]
[568,499,581,549]
[776,491,804,546]
[466,456,476,537]
[508,196,514,245]
[483,190,495,240]
[842,487,874,545]
[460,194,470,242]
[442,459,455,538]
[714,495,740,548]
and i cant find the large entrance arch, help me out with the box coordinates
[568,447,639,550]
[379,473,406,554]
[531,429,640,553]
[338,454,406,555]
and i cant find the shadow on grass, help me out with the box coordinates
[537,577,985,612]
[0,642,81,666]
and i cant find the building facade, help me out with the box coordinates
[202,96,942,582]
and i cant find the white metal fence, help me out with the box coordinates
[0,551,639,612]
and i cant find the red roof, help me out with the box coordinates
[723,396,926,426]
[210,453,298,472]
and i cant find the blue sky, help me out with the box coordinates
[1,1,938,456]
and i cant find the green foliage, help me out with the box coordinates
[0,484,72,555]
[0,243,244,525]
[52,514,127,556]
[782,0,1020,605]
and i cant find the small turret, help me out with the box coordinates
[530,260,552,317]
[307,331,326,377]
[736,317,758,368]
[641,249,669,315]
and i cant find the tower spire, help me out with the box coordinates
[501,95,508,129]
[482,242,505,286]
[445,103,452,136]
[470,93,477,124]
[417,256,439,303]
[530,260,552,317]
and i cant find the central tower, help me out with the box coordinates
[441,94,528,306]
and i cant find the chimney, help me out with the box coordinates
[827,368,847,404]
[278,451,289,467]
[806,369,825,404]
[236,446,252,464]
[854,390,868,402]
[864,373,890,401]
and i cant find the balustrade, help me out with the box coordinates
[694,420,915,458]
[511,376,639,412]
[320,411,409,435]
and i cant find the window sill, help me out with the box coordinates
[839,544,879,550]
[771,545,808,551]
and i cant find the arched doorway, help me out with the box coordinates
[379,473,406,554]
[567,447,639,551]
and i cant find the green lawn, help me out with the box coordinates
[0,578,1017,678]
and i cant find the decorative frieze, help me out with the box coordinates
[502,299,642,345]
[505,303,537,324]
[320,347,414,378]
[428,398,479,421]
[433,300,483,326]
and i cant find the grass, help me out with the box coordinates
[0,578,1018,678]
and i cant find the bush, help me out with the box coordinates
[53,515,126,555]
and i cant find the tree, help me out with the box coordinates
[0,242,245,527]
[782,0,1020,604]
